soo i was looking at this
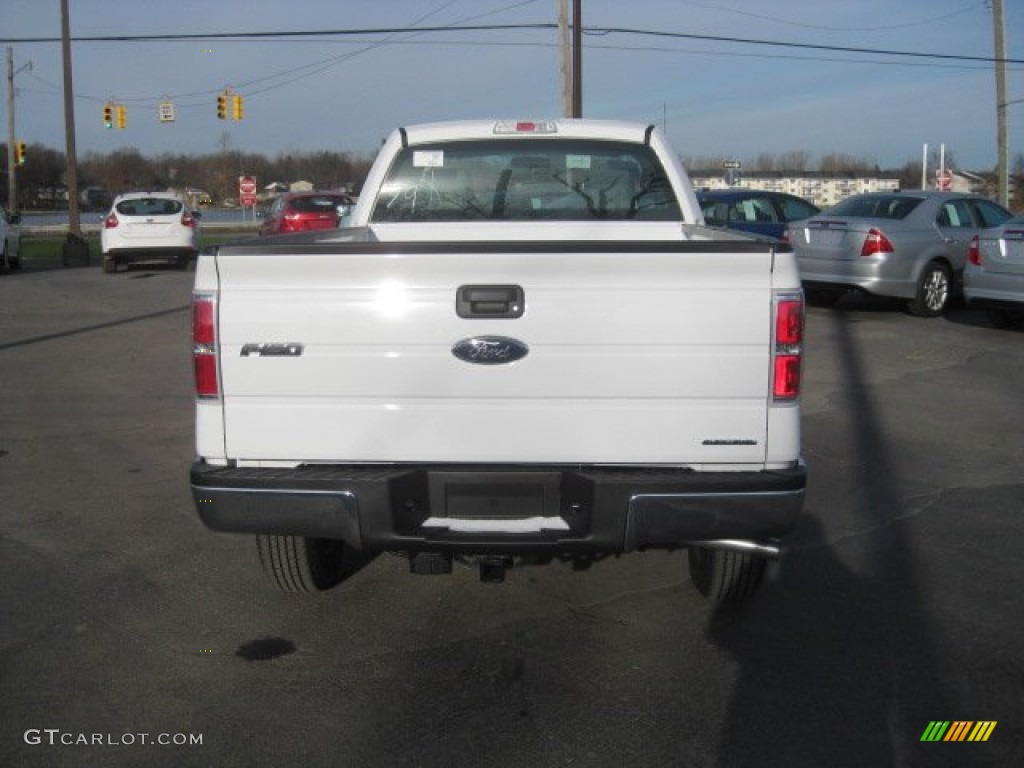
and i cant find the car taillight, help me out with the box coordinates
[192,293,219,399]
[104,213,119,229]
[773,294,803,401]
[861,228,893,257]
[182,211,197,228]
[967,235,981,266]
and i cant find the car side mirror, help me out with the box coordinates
[190,210,203,220]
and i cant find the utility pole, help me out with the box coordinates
[572,0,582,118]
[60,0,88,264]
[557,0,572,117]
[992,0,1008,207]
[6,48,16,216]
[5,48,31,216]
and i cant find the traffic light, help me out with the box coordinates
[15,141,26,166]
[217,93,227,120]
[116,104,127,129]
[103,103,114,129]
[232,94,244,121]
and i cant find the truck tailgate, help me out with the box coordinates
[213,240,777,465]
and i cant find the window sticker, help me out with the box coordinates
[413,150,445,168]
[566,154,591,170]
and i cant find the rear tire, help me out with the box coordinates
[907,262,951,317]
[256,535,368,593]
[805,288,843,307]
[988,308,1023,329]
[688,546,767,604]
[102,256,117,274]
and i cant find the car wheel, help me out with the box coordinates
[1,245,8,275]
[688,546,767,604]
[256,534,369,593]
[988,308,1023,329]
[805,288,843,307]
[7,242,20,270]
[907,262,951,318]
[102,256,117,274]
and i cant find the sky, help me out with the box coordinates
[1,0,1020,172]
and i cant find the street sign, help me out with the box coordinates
[239,176,257,206]
[935,169,953,191]
[158,101,176,123]
[723,160,742,169]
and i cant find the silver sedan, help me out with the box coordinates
[790,191,1012,316]
[965,215,1024,327]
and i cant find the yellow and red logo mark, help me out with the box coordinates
[921,721,996,742]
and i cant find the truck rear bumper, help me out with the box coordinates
[191,461,806,555]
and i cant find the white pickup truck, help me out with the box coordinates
[190,119,806,603]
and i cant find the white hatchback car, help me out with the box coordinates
[101,191,200,273]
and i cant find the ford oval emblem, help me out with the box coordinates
[452,336,529,365]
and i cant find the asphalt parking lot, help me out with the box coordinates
[1,265,1021,767]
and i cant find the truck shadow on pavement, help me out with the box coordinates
[707,309,966,767]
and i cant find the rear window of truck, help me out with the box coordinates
[370,139,681,223]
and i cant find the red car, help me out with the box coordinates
[259,191,354,236]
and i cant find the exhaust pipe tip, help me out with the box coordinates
[689,538,782,560]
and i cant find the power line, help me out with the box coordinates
[4,22,1020,65]
[586,26,1024,66]
[669,0,987,34]
[0,24,555,44]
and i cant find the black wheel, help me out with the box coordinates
[907,262,951,317]
[805,288,843,307]
[6,243,20,270]
[102,256,118,274]
[988,308,1023,329]
[688,546,767,604]
[257,535,369,593]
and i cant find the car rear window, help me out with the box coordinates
[115,197,183,216]
[290,196,349,213]
[970,199,1012,228]
[828,196,922,220]
[371,139,680,223]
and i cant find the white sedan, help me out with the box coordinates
[965,215,1024,327]
[1,205,21,273]
[100,191,200,273]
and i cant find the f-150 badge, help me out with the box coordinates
[240,343,304,357]
[452,336,528,365]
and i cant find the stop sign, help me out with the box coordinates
[239,176,257,205]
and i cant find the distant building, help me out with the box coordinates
[688,170,901,207]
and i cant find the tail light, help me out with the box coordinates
[282,212,303,232]
[104,213,119,229]
[861,228,894,257]
[192,293,219,399]
[773,293,804,401]
[967,235,981,266]
[182,211,198,228]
